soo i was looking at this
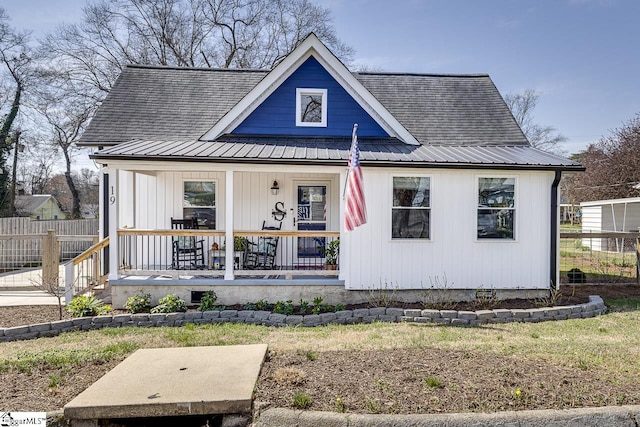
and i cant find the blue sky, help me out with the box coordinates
[3,0,639,156]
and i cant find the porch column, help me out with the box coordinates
[108,168,119,281]
[225,170,234,280]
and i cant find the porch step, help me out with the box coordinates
[64,344,268,424]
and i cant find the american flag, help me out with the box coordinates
[344,124,367,231]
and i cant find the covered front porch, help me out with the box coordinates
[105,163,346,288]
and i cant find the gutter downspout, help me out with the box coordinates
[551,171,562,290]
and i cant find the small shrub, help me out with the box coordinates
[334,396,345,413]
[536,288,563,307]
[367,281,400,308]
[66,295,112,317]
[334,303,346,312]
[472,287,498,310]
[256,299,270,311]
[198,290,218,311]
[311,296,333,314]
[124,290,151,313]
[299,299,310,314]
[420,275,459,310]
[292,391,312,409]
[243,302,258,310]
[273,300,295,315]
[151,293,187,313]
[311,297,323,314]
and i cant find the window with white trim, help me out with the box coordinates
[183,181,216,229]
[477,177,515,239]
[392,176,430,239]
[296,88,327,127]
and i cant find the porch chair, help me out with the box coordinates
[244,221,281,270]
[171,217,206,270]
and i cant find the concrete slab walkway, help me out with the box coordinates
[0,289,61,306]
[64,344,268,423]
[0,266,66,306]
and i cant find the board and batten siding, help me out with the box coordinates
[232,56,387,137]
[118,168,340,232]
[115,165,554,290]
[342,168,554,290]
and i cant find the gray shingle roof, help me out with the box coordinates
[83,64,582,170]
[15,195,56,214]
[81,66,266,144]
[93,136,582,170]
[356,73,527,146]
[80,65,527,147]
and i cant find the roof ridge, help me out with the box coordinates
[355,71,490,78]
[124,64,268,73]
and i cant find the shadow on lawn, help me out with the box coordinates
[605,297,640,312]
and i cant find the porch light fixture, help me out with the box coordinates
[270,180,279,195]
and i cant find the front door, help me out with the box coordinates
[295,182,328,267]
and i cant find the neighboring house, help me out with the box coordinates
[15,195,67,220]
[80,204,100,219]
[581,197,640,251]
[79,34,583,307]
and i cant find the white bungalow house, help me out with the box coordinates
[79,34,583,307]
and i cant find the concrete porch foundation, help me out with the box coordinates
[109,279,549,309]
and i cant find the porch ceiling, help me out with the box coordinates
[91,135,584,171]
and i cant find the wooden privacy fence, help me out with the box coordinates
[0,218,98,270]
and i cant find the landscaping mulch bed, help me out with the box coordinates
[1,283,624,329]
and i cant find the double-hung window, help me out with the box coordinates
[477,177,515,239]
[183,181,216,229]
[392,176,430,239]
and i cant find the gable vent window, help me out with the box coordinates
[296,88,327,127]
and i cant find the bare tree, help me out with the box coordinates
[0,7,32,215]
[505,89,568,155]
[564,113,640,203]
[17,137,60,195]
[40,0,353,98]
[34,0,352,216]
[41,98,92,219]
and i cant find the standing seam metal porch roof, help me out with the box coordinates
[92,136,583,170]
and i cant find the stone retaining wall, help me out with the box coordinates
[0,296,607,342]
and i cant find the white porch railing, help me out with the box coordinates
[116,229,340,278]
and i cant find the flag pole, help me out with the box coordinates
[343,123,358,199]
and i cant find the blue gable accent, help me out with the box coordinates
[232,57,388,137]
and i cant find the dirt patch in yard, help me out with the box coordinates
[254,347,638,414]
